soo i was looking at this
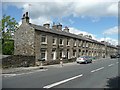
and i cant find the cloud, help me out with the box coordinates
[3,0,118,26]
[3,0,118,46]
[72,0,118,17]
[103,26,118,35]
[98,37,118,45]
[4,0,118,19]
[30,17,52,25]
[18,20,22,26]
[69,27,97,40]
[69,27,118,45]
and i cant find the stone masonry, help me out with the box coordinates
[14,12,118,65]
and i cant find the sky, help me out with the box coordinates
[1,0,119,45]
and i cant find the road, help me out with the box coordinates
[2,58,119,88]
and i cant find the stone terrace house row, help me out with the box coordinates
[14,12,118,64]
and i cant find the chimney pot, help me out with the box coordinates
[43,23,50,29]
[57,23,62,31]
[22,12,29,24]
[63,26,69,32]
[26,12,28,17]
[52,22,57,30]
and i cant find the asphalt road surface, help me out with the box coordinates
[2,58,119,88]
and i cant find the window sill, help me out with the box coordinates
[66,45,70,47]
[41,42,47,45]
[59,44,63,46]
[53,43,57,45]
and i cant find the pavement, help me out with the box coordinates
[2,62,78,74]
[2,57,108,74]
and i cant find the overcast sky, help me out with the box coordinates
[1,0,119,45]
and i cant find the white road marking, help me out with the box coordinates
[108,64,114,67]
[116,62,119,64]
[91,67,104,73]
[110,59,116,60]
[43,74,83,88]
[3,69,48,77]
[3,74,17,77]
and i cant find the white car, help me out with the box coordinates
[76,56,92,64]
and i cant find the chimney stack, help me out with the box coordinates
[43,23,50,29]
[22,12,29,23]
[63,26,69,33]
[52,22,57,30]
[78,33,83,37]
[57,23,62,31]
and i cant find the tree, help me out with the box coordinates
[0,15,18,55]
[1,15,18,40]
[2,40,14,55]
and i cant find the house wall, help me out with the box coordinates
[14,22,35,56]
[14,12,118,64]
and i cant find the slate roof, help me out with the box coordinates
[30,23,94,42]
[29,23,117,48]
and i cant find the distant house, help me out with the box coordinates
[14,12,118,65]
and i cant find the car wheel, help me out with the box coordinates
[77,62,79,64]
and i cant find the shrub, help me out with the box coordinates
[43,60,60,65]
[2,39,14,55]
[2,55,35,68]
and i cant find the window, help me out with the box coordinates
[59,38,63,45]
[53,37,56,45]
[73,50,76,57]
[53,38,55,44]
[86,43,89,47]
[82,50,85,55]
[41,35,47,44]
[51,49,56,60]
[67,39,70,46]
[82,42,85,47]
[79,41,82,46]
[41,49,47,60]
[78,49,81,57]
[74,40,76,46]
[67,49,70,59]
[59,50,64,58]
[60,50,62,58]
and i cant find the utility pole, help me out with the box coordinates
[28,4,32,17]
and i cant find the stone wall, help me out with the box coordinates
[14,23,35,56]
[2,55,35,68]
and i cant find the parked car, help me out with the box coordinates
[76,56,92,64]
[110,54,120,59]
[116,54,120,58]
[110,55,116,59]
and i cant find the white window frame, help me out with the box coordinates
[59,50,64,58]
[74,40,77,46]
[73,50,76,57]
[51,50,56,60]
[67,50,70,59]
[86,42,89,47]
[79,41,82,46]
[67,39,70,46]
[41,49,47,60]
[59,38,63,45]
[52,37,56,45]
[83,43,85,47]
[41,35,47,44]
